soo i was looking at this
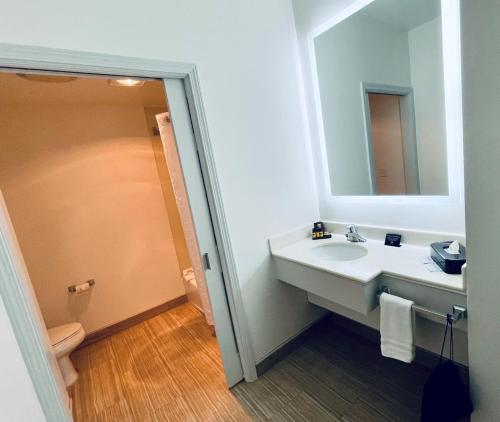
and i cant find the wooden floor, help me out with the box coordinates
[72,303,250,421]
[72,304,454,421]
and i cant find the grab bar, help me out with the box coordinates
[377,286,467,323]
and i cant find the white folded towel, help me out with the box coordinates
[380,292,415,363]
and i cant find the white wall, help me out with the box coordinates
[317,298,468,365]
[0,0,320,368]
[0,295,46,422]
[409,17,448,195]
[293,0,465,235]
[314,12,412,194]
[461,1,500,420]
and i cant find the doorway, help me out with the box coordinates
[368,93,408,194]
[0,47,256,422]
[361,83,421,195]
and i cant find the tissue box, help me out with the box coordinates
[430,241,466,274]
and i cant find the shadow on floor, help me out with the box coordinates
[232,318,470,422]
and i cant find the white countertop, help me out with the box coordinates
[271,234,465,293]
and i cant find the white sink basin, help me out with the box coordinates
[311,243,368,262]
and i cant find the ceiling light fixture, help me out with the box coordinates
[108,78,145,87]
[17,74,77,83]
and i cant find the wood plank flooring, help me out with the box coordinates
[72,305,461,421]
[71,303,250,421]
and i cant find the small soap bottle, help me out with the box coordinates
[315,222,324,239]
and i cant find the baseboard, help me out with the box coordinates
[256,313,330,376]
[78,294,188,349]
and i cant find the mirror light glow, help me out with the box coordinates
[308,0,463,206]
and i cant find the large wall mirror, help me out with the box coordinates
[312,0,450,196]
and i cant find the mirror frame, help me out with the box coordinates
[307,0,463,206]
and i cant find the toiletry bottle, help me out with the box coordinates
[315,222,324,239]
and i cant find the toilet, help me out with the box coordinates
[48,322,85,387]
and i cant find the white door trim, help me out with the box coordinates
[0,43,257,421]
[0,193,73,421]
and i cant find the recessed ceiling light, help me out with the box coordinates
[108,78,145,87]
[17,74,77,83]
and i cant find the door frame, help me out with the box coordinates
[0,43,257,421]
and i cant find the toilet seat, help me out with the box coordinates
[47,322,85,387]
[48,322,84,357]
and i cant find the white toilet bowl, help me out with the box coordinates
[48,322,85,387]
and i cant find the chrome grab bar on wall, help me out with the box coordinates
[377,286,467,323]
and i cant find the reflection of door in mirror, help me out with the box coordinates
[364,86,421,196]
[369,93,406,195]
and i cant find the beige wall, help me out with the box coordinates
[0,103,186,334]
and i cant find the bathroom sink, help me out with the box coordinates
[311,243,368,262]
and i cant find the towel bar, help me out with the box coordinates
[377,286,466,323]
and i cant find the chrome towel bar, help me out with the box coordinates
[377,286,466,323]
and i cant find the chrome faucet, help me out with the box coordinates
[345,224,366,242]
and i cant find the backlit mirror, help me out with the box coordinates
[312,0,448,195]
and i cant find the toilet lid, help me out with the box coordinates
[48,323,83,346]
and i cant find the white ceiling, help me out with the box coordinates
[360,0,441,32]
[0,72,167,106]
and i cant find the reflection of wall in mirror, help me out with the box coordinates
[408,17,448,195]
[314,13,412,195]
[314,9,447,196]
